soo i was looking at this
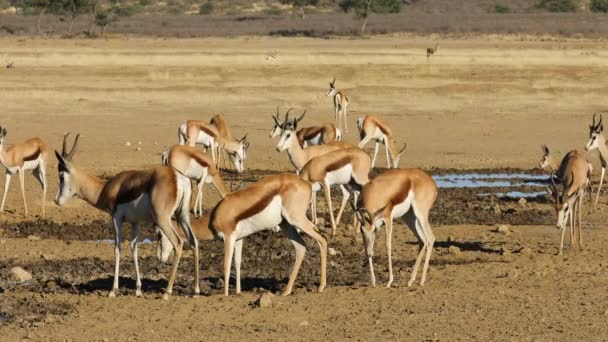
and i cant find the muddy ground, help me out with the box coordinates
[1,36,608,341]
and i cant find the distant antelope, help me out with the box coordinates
[326,78,349,133]
[0,126,48,217]
[300,147,371,236]
[585,113,608,206]
[178,120,249,172]
[269,107,341,147]
[353,168,437,288]
[54,133,198,299]
[6,62,14,69]
[426,44,439,61]
[357,115,407,168]
[209,173,328,296]
[543,149,591,255]
[162,144,229,218]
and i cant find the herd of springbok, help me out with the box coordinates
[0,80,603,299]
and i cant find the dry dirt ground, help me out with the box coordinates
[1,35,608,341]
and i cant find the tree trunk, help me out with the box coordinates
[68,15,76,35]
[299,6,305,19]
[89,2,98,36]
[36,5,48,36]
[101,24,107,38]
[360,0,373,38]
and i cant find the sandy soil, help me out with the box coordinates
[1,35,608,341]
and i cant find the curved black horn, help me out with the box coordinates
[399,143,407,154]
[296,110,306,123]
[66,134,80,161]
[61,133,70,157]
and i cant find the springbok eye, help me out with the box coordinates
[286,134,291,138]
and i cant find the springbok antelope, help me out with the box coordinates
[54,133,198,299]
[210,114,250,171]
[353,168,437,288]
[178,120,249,172]
[209,173,328,296]
[161,144,229,217]
[585,113,608,206]
[546,166,589,255]
[357,115,407,168]
[275,112,354,172]
[327,78,349,133]
[300,147,371,236]
[0,126,48,217]
[157,212,213,263]
[269,108,341,147]
[426,44,439,61]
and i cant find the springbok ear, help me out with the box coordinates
[55,150,70,172]
[542,145,549,154]
[272,115,281,127]
[601,123,604,133]
[239,134,248,143]
[1,127,6,137]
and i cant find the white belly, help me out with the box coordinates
[195,132,215,147]
[372,128,386,143]
[115,194,154,223]
[185,159,208,181]
[5,158,40,174]
[325,164,353,185]
[305,134,323,146]
[235,196,283,239]
[391,191,413,219]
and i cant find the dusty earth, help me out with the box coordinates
[1,35,608,341]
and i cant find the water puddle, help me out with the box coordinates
[479,191,547,199]
[433,173,549,189]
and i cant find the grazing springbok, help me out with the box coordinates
[300,147,371,236]
[585,113,608,206]
[353,168,437,288]
[269,108,341,147]
[544,148,591,255]
[162,144,229,217]
[426,44,439,61]
[178,120,249,172]
[0,126,48,217]
[210,114,250,171]
[54,133,198,300]
[326,78,349,133]
[209,173,328,296]
[357,115,407,168]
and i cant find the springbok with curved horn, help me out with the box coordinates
[54,133,198,299]
[545,148,591,254]
[162,144,229,217]
[178,119,249,173]
[357,115,407,168]
[300,147,371,236]
[209,173,328,296]
[353,168,437,288]
[585,113,608,206]
[0,126,48,217]
[327,78,349,133]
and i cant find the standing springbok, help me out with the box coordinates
[210,114,250,171]
[300,147,371,236]
[162,144,229,218]
[353,168,437,288]
[54,133,198,299]
[178,120,249,172]
[269,108,341,147]
[0,126,48,217]
[209,173,328,296]
[543,145,590,254]
[327,78,349,133]
[357,115,407,168]
[585,113,608,206]
[426,44,439,61]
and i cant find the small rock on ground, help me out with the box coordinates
[27,235,40,240]
[298,320,309,327]
[255,293,273,308]
[9,266,32,282]
[448,246,461,255]
[496,225,511,235]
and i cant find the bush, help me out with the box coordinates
[494,4,511,13]
[372,0,400,13]
[265,5,282,15]
[535,0,576,12]
[199,0,212,14]
[138,0,150,6]
[591,0,608,12]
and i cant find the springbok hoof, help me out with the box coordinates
[317,285,325,293]
[162,293,170,301]
[108,290,116,298]
[135,289,142,297]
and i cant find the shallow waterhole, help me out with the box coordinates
[433,172,549,199]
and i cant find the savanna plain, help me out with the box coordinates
[1,35,608,341]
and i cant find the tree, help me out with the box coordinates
[339,0,373,37]
[55,0,95,34]
[94,1,135,37]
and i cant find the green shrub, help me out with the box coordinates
[591,0,608,12]
[535,0,576,12]
[265,5,282,15]
[138,0,151,6]
[372,0,400,13]
[494,4,511,13]
[199,0,212,14]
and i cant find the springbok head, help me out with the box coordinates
[0,126,7,149]
[276,109,306,152]
[228,134,250,173]
[54,133,80,206]
[585,113,604,152]
[327,77,336,97]
[539,144,552,170]
[352,202,388,258]
[546,172,578,230]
